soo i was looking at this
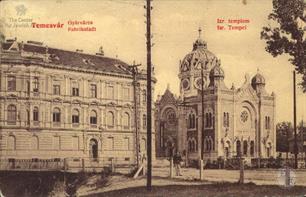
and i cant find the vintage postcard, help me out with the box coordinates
[0,0,305,196]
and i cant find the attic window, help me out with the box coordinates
[82,59,94,65]
[49,54,60,60]
[116,64,128,72]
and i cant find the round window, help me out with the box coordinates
[194,78,205,89]
[182,79,190,90]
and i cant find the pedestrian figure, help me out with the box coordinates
[142,153,147,164]
[173,151,182,176]
[142,153,147,175]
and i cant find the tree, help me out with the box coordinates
[276,122,293,152]
[261,0,306,91]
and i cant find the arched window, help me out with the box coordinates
[188,138,196,152]
[223,112,229,127]
[188,113,196,129]
[209,113,212,127]
[206,112,213,127]
[168,112,176,125]
[26,110,30,125]
[90,110,97,125]
[143,90,147,102]
[192,139,197,152]
[7,135,16,150]
[267,142,272,158]
[143,114,147,129]
[225,147,229,158]
[265,116,271,130]
[191,140,194,152]
[204,138,207,151]
[250,141,255,157]
[224,141,231,158]
[53,108,61,122]
[33,77,39,92]
[141,138,147,151]
[7,105,17,125]
[188,140,192,152]
[236,140,241,157]
[243,140,248,156]
[33,107,39,122]
[122,112,130,128]
[107,111,115,128]
[89,139,98,159]
[192,114,196,128]
[72,109,80,124]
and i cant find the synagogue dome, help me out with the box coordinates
[179,28,219,74]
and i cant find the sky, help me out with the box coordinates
[0,0,305,123]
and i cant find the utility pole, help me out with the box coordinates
[130,62,141,168]
[293,71,298,169]
[145,0,153,191]
[199,27,204,180]
[200,57,204,180]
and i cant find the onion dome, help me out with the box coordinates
[251,69,265,89]
[251,69,266,93]
[209,59,224,80]
[209,59,227,89]
[179,28,218,73]
[251,73,265,85]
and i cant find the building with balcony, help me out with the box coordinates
[0,35,155,171]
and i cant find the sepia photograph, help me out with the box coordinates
[0,0,305,196]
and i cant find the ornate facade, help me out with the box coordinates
[155,30,276,164]
[0,36,155,170]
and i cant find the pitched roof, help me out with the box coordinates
[1,41,131,75]
[159,88,177,104]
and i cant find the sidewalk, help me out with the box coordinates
[153,166,306,186]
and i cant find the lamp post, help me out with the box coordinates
[293,71,298,169]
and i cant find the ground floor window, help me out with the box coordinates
[89,139,98,160]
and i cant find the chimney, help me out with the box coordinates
[96,46,104,56]
[27,40,43,45]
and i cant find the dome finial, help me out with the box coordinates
[167,83,170,90]
[198,27,202,39]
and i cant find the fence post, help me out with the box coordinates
[285,165,290,187]
[170,157,174,178]
[63,158,67,186]
[82,158,85,172]
[200,159,204,180]
[111,158,115,173]
[239,157,244,184]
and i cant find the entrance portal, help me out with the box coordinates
[89,139,98,160]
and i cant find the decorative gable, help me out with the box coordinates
[236,84,258,102]
[159,89,177,106]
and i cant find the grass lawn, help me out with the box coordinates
[84,182,306,197]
